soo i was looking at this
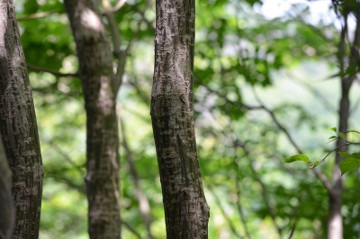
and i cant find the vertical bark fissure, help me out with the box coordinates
[151,1,210,238]
[0,1,43,238]
[64,1,121,238]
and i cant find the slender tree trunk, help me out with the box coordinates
[0,133,15,239]
[0,1,43,238]
[151,1,210,238]
[328,3,359,238]
[64,1,121,238]
[328,79,350,239]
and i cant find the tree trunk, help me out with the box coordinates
[0,1,43,238]
[64,1,121,238]
[328,3,359,238]
[0,133,15,239]
[151,1,210,238]
[328,79,350,239]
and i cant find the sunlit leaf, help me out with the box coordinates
[283,154,309,164]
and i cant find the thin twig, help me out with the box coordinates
[17,11,63,21]
[27,64,79,77]
[101,0,127,14]
[206,183,244,239]
[198,80,332,192]
[251,88,332,192]
[119,111,154,239]
[103,0,150,95]
[121,220,143,239]
[314,143,351,167]
[287,217,299,239]
[234,139,283,238]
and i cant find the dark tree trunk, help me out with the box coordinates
[151,1,210,238]
[0,133,15,239]
[64,1,121,238]
[0,1,43,238]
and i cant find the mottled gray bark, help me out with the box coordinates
[0,1,43,238]
[64,0,121,238]
[151,1,210,238]
[0,133,14,239]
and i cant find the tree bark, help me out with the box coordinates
[0,133,14,239]
[151,1,210,238]
[64,1,121,238]
[0,1,43,238]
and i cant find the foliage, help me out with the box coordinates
[285,128,360,176]
[13,0,360,238]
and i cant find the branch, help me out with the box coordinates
[121,220,143,239]
[206,126,251,239]
[233,139,283,237]
[101,0,127,14]
[206,183,245,239]
[27,64,79,77]
[47,174,86,193]
[314,143,351,167]
[119,111,154,239]
[198,81,332,192]
[286,72,337,113]
[233,158,252,239]
[47,140,85,174]
[102,0,150,96]
[17,11,63,21]
[251,89,332,192]
[204,113,280,238]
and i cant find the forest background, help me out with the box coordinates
[9,0,360,238]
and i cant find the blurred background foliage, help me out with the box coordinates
[14,0,360,238]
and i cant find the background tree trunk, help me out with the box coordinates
[0,1,43,238]
[0,133,15,239]
[328,3,359,238]
[64,0,121,238]
[151,1,210,238]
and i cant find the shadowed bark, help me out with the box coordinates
[0,1,43,238]
[64,0,121,238]
[151,1,210,238]
[0,133,14,239]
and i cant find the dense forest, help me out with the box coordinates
[0,0,360,238]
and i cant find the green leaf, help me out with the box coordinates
[339,132,345,139]
[283,154,309,164]
[328,136,337,140]
[330,127,337,132]
[351,153,360,159]
[339,152,351,158]
[339,158,360,176]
